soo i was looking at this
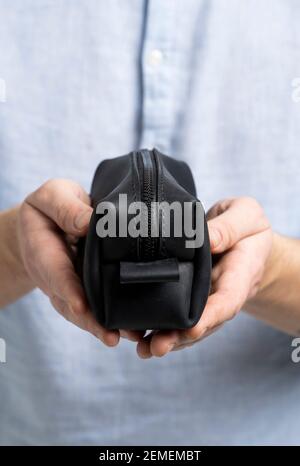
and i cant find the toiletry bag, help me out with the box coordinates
[78,148,211,330]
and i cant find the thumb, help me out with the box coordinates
[207,197,270,253]
[25,179,93,236]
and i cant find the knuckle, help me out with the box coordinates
[240,196,259,209]
[240,197,270,227]
[69,180,84,197]
[34,179,65,206]
[42,178,61,191]
[27,180,56,208]
[50,178,83,198]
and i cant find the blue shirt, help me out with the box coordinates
[0,0,300,445]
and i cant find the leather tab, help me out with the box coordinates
[120,258,179,284]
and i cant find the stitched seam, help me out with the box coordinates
[130,153,137,259]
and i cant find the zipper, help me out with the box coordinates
[138,149,159,260]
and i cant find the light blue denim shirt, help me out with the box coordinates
[0,0,300,446]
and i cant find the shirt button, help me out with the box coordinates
[148,49,164,67]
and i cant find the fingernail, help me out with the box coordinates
[75,210,91,231]
[210,227,222,249]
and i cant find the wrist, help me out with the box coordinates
[0,206,34,293]
[244,232,282,314]
[256,232,284,295]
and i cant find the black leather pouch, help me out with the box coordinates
[78,149,211,330]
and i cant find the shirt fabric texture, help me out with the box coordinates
[0,0,300,446]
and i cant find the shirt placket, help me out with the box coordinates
[139,0,177,154]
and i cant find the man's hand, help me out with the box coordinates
[17,179,140,347]
[136,197,273,358]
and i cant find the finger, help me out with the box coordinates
[137,330,179,358]
[149,254,251,357]
[26,179,92,236]
[20,190,120,348]
[147,296,231,357]
[171,324,224,351]
[20,203,88,314]
[65,233,79,245]
[171,341,194,351]
[50,295,119,347]
[147,325,207,358]
[184,266,250,337]
[143,227,271,357]
[207,197,270,253]
[206,198,235,221]
[136,332,154,359]
[211,232,271,298]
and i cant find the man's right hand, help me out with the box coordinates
[17,178,140,347]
